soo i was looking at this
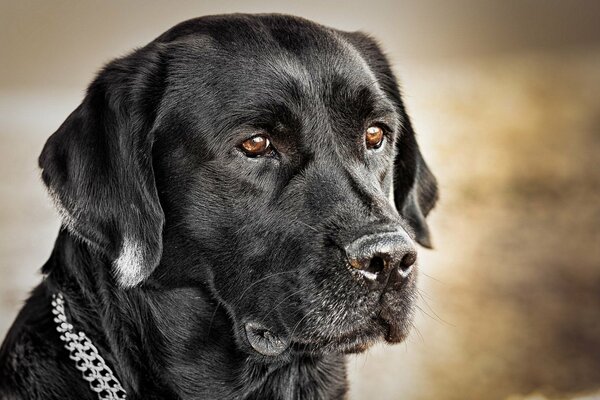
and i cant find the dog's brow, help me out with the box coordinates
[265,55,312,91]
[331,30,385,96]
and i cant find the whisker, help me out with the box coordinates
[289,308,319,340]
[420,271,445,284]
[416,287,434,301]
[233,270,298,306]
[410,320,425,344]
[416,289,455,327]
[259,286,312,324]
[415,303,454,327]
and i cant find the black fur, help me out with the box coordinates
[0,14,437,399]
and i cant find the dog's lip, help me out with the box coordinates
[378,305,410,343]
[291,329,381,354]
[290,318,387,353]
[289,303,411,351]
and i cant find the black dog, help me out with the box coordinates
[0,14,437,399]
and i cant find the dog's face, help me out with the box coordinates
[39,15,437,359]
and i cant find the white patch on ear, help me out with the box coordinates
[113,237,146,288]
[46,184,150,288]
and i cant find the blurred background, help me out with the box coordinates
[1,1,599,399]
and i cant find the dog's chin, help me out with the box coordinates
[378,305,413,344]
[333,319,411,354]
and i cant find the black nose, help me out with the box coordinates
[344,230,417,290]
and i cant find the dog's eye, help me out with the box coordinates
[240,135,272,157]
[365,126,385,149]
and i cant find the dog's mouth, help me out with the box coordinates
[241,264,416,357]
[244,303,411,357]
[290,316,409,355]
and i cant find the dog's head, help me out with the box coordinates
[39,14,437,358]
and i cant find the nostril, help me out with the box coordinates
[399,252,417,272]
[366,256,385,274]
[345,230,417,287]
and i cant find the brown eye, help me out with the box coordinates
[241,135,272,157]
[365,126,385,149]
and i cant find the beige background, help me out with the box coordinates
[1,1,600,399]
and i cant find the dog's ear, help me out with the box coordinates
[39,48,166,287]
[393,117,439,248]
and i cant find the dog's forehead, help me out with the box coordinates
[162,14,375,76]
[158,15,397,147]
[169,18,381,96]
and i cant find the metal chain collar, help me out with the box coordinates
[51,293,127,399]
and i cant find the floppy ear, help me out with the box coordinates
[39,49,166,287]
[393,118,439,248]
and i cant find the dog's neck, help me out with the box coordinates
[43,230,347,399]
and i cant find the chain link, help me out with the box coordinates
[51,293,127,400]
